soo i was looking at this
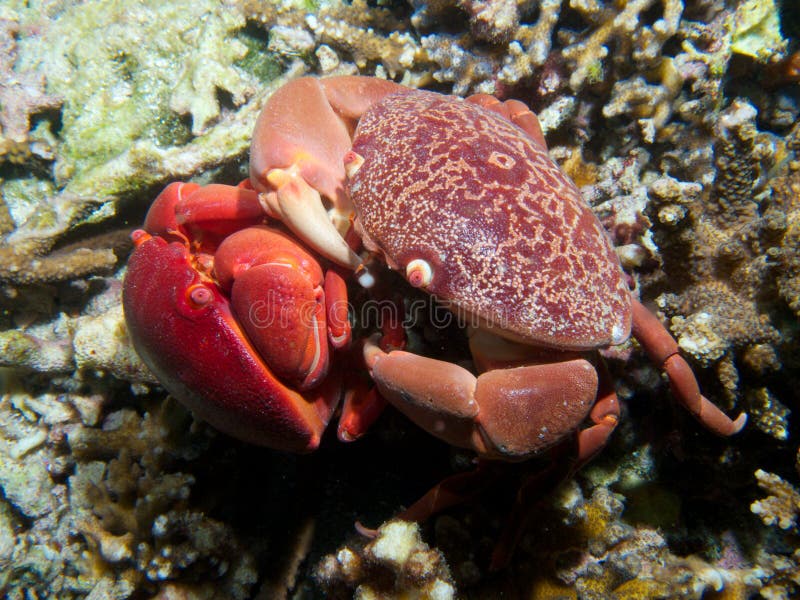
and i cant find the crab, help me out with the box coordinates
[123,75,746,551]
[247,75,745,448]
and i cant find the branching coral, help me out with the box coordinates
[771,123,800,317]
[425,473,763,599]
[640,99,789,422]
[540,483,759,599]
[745,387,790,441]
[1,270,154,382]
[245,0,428,82]
[562,0,681,90]
[307,5,425,80]
[0,174,129,286]
[751,470,800,599]
[1,388,257,599]
[752,470,800,531]
[0,225,124,285]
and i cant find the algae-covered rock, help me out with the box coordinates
[731,0,789,63]
[16,0,269,188]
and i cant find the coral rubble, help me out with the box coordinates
[316,520,455,599]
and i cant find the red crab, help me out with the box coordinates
[123,75,746,556]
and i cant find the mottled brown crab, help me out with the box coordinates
[124,77,746,558]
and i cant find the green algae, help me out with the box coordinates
[236,26,283,83]
[15,0,265,190]
[1,177,57,231]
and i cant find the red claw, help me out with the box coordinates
[143,182,265,253]
[215,226,331,390]
[123,182,351,451]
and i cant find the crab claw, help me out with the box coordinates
[143,182,265,252]
[249,76,406,273]
[123,232,340,452]
[214,226,331,390]
[263,168,363,271]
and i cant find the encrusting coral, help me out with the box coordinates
[0,0,308,291]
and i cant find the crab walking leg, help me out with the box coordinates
[337,294,406,442]
[577,360,621,462]
[363,337,599,461]
[465,94,548,150]
[631,299,747,436]
[395,462,504,523]
[392,366,622,571]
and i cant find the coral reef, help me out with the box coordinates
[752,469,800,531]
[414,443,769,598]
[316,520,455,599]
[0,387,258,599]
[0,0,798,597]
[642,98,791,422]
[15,0,263,188]
[750,470,800,599]
[0,269,152,379]
[772,123,800,317]
[0,2,290,597]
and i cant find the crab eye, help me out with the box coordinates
[187,284,213,309]
[406,259,433,288]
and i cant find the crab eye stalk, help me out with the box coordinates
[406,259,433,288]
[187,284,213,309]
[343,150,365,178]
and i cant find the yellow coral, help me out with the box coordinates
[528,577,578,599]
[612,578,671,599]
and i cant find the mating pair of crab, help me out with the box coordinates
[123,76,745,560]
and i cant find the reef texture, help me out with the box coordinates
[316,520,455,599]
[1,0,799,598]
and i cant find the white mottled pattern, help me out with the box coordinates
[349,90,632,350]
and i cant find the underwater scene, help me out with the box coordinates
[1,0,799,598]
